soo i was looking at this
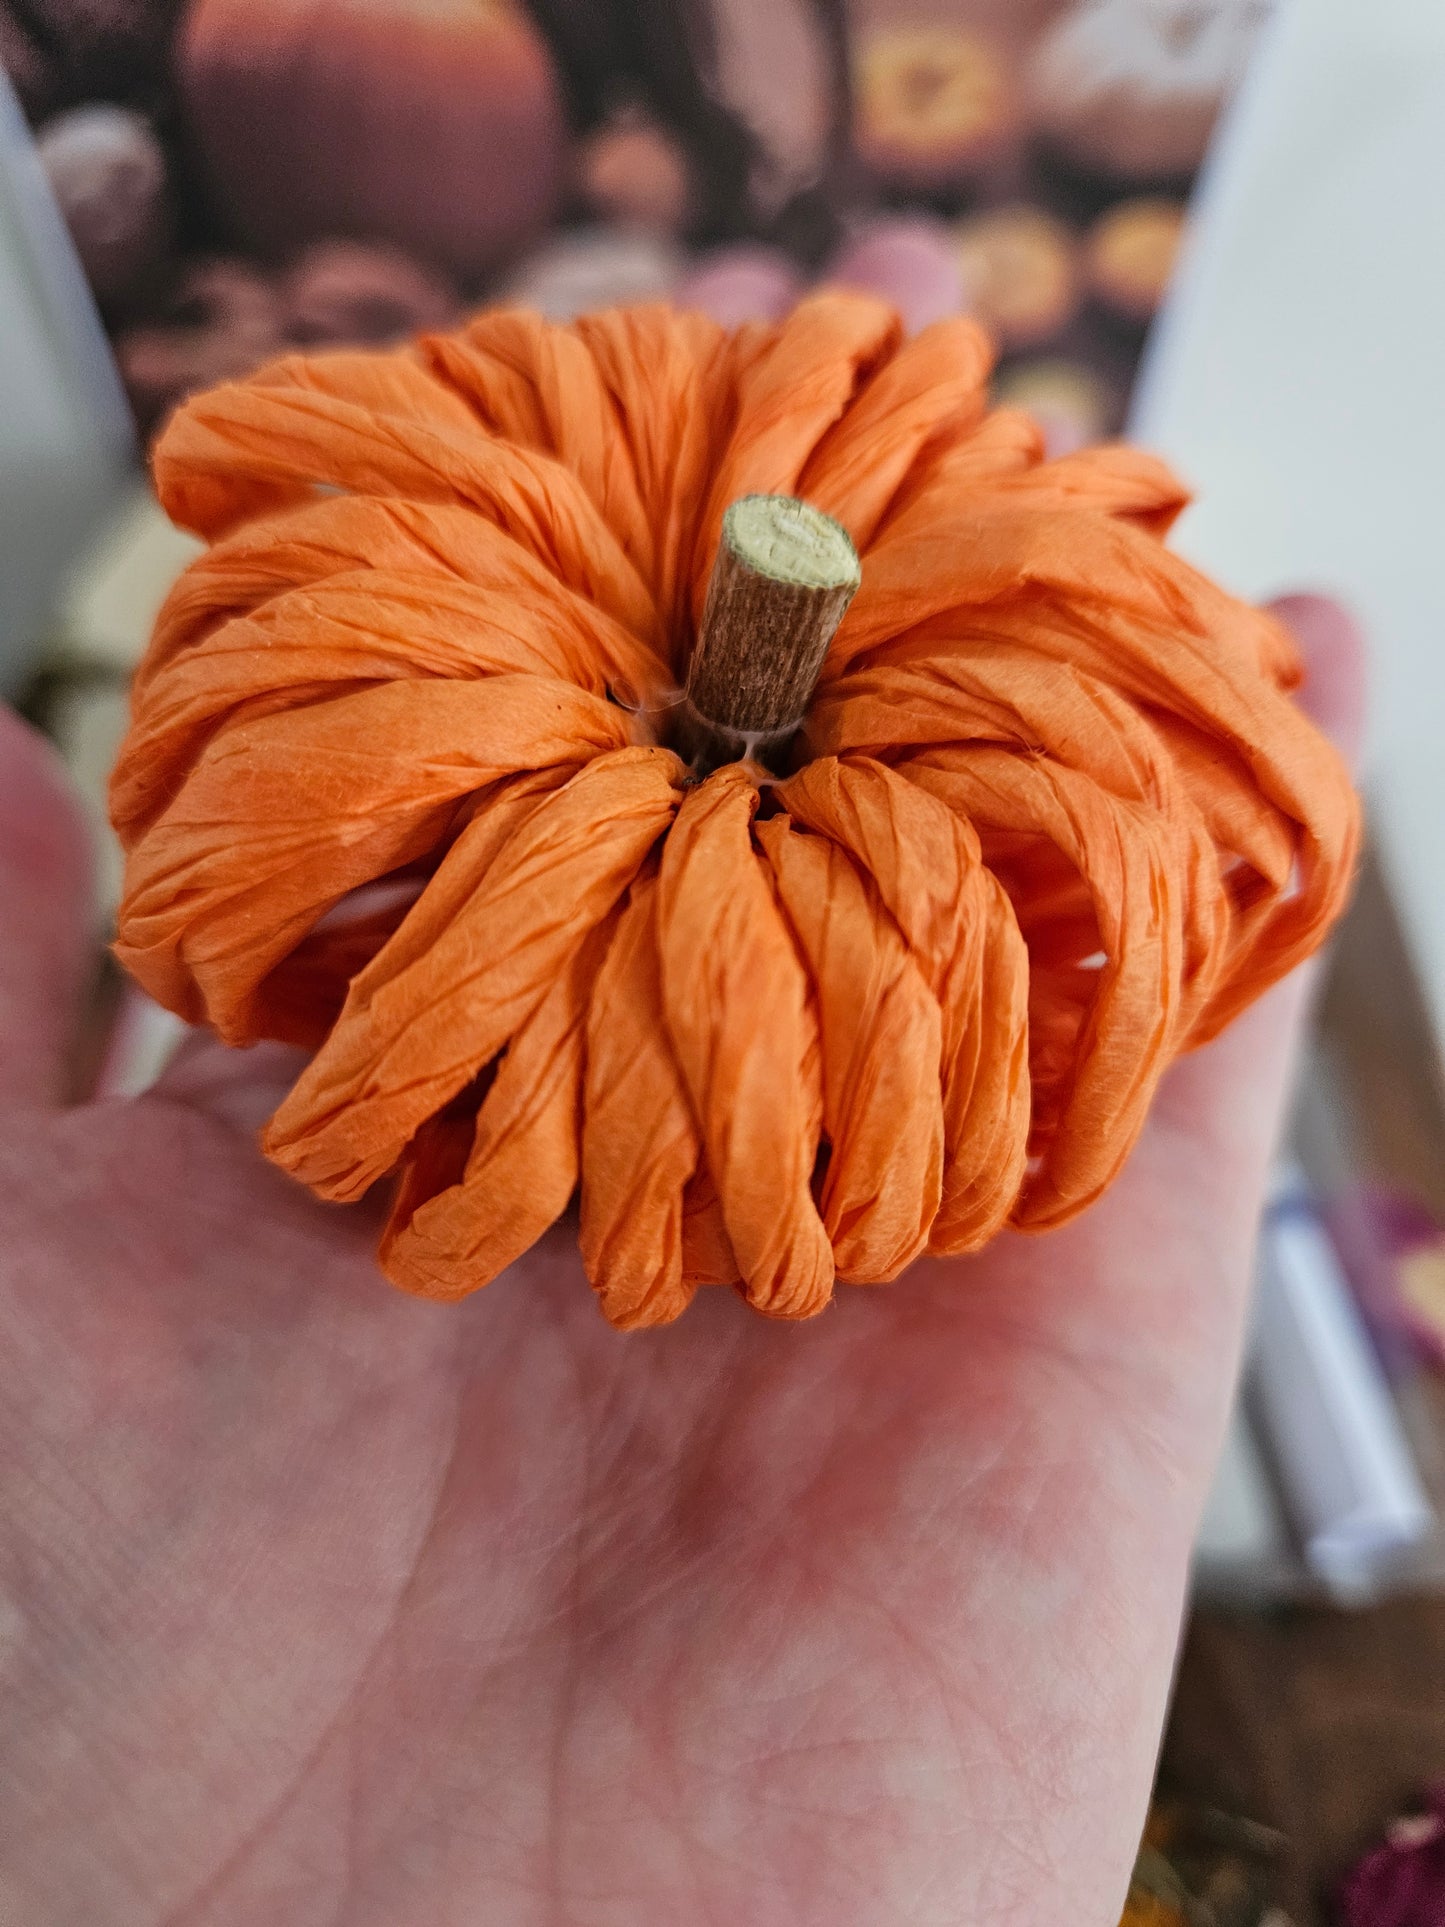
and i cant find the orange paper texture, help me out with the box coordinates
[109,293,1360,1328]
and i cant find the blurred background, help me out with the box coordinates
[2,1,1443,1920]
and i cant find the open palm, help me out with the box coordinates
[0,596,1360,1926]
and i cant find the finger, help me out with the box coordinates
[972,593,1369,1495]
[1146,590,1366,1203]
[0,707,94,1107]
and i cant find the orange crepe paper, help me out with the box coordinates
[110,293,1359,1328]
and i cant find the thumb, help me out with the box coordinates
[0,706,95,1108]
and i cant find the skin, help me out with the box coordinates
[0,595,1362,1926]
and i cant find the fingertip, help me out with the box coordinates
[1267,592,1368,766]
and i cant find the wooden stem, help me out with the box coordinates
[678,493,860,775]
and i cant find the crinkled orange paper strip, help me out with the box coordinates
[110,293,1359,1327]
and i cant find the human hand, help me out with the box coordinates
[0,594,1361,1925]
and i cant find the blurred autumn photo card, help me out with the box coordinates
[5,0,1271,445]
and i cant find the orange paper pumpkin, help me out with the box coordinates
[110,293,1358,1327]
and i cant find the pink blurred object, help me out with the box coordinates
[707,0,839,218]
[675,243,803,324]
[825,216,964,333]
[497,227,683,321]
[1324,1187,1445,1376]
[1340,1789,1445,1927]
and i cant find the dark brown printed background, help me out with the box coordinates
[2,0,1271,446]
